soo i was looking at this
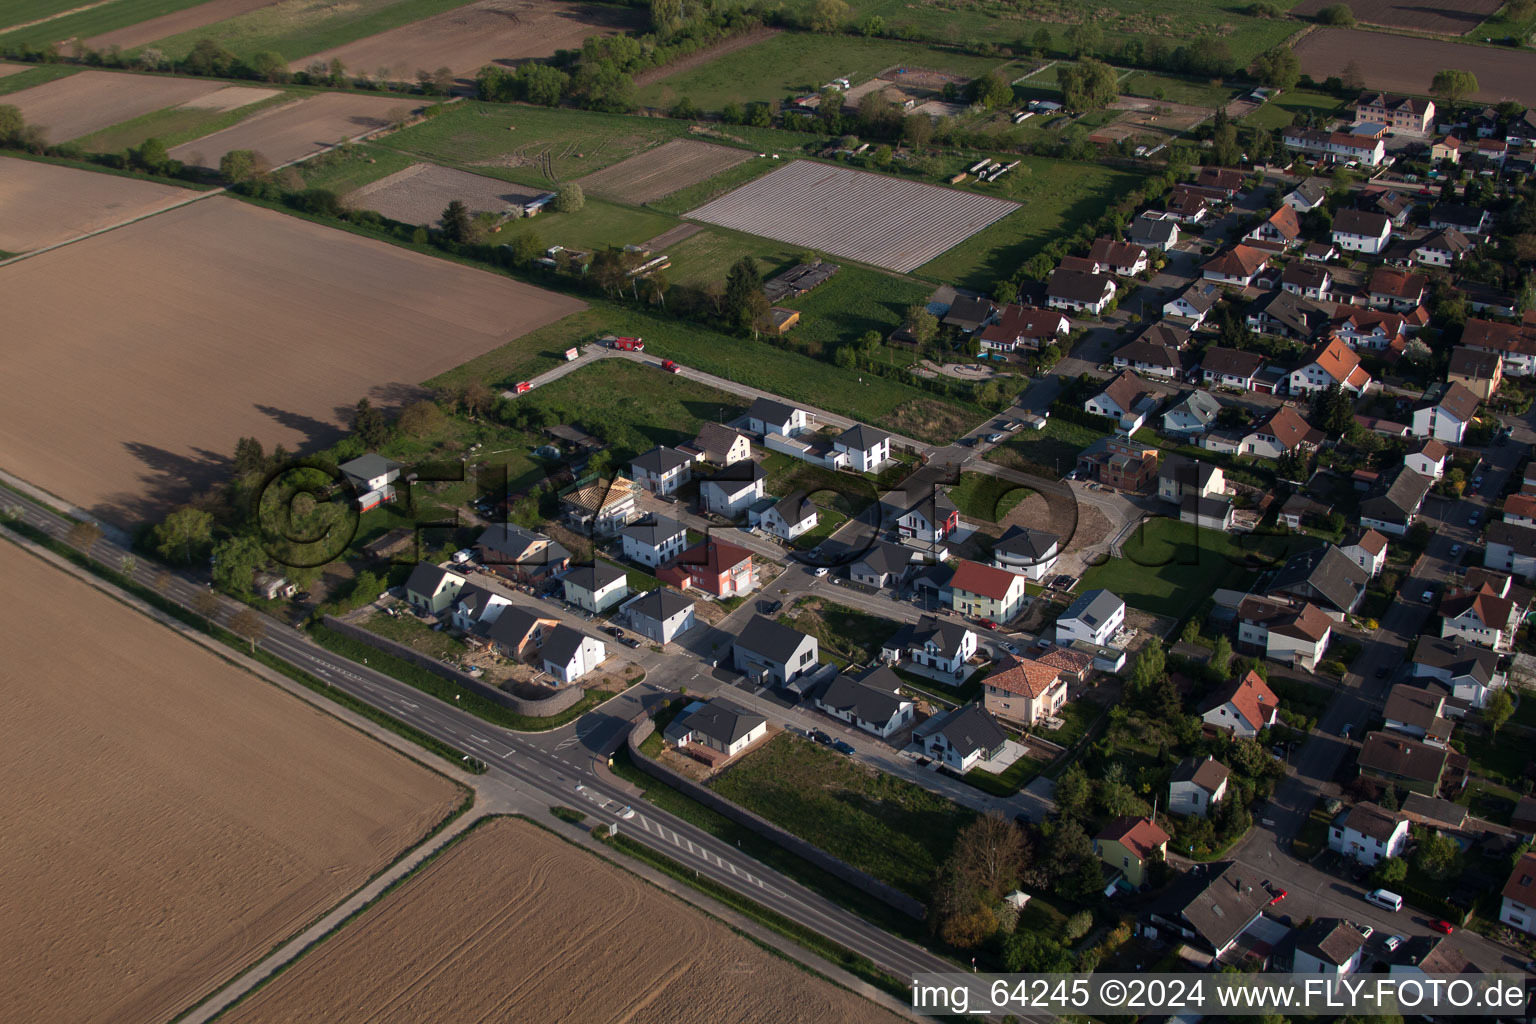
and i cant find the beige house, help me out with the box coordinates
[1094,816,1170,888]
[948,559,1028,623]
[982,655,1066,726]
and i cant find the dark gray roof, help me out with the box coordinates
[1061,588,1122,629]
[564,561,627,593]
[910,563,954,590]
[1411,636,1497,685]
[907,613,974,656]
[1360,467,1433,521]
[1201,345,1264,377]
[339,452,402,484]
[836,423,891,451]
[628,587,693,622]
[1248,290,1330,337]
[943,295,997,329]
[1166,389,1222,426]
[735,614,814,663]
[1047,267,1115,303]
[1487,520,1536,557]
[747,396,803,427]
[666,699,766,747]
[485,605,550,649]
[1173,281,1221,314]
[1343,801,1404,843]
[708,459,767,484]
[405,562,459,596]
[621,515,685,546]
[631,445,693,475]
[916,703,1008,758]
[1264,544,1368,613]
[541,623,595,666]
[454,584,503,623]
[1430,203,1486,230]
[852,540,912,578]
[1129,212,1178,245]
[1158,454,1223,488]
[818,673,908,726]
[994,524,1060,560]
[1333,208,1391,237]
[1112,339,1181,370]
[477,524,572,565]
[770,490,816,525]
[1181,494,1233,521]
[1289,178,1329,205]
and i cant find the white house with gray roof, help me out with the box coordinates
[814,667,913,739]
[664,699,767,759]
[991,525,1060,581]
[746,397,809,437]
[561,561,629,614]
[339,453,403,509]
[449,583,514,632]
[849,541,913,589]
[914,703,1009,773]
[1163,390,1222,437]
[1411,636,1504,708]
[629,445,694,495]
[700,460,767,518]
[404,563,467,615]
[833,424,892,472]
[750,490,819,541]
[881,614,978,680]
[1055,589,1125,646]
[732,615,819,686]
[620,515,686,568]
[624,588,696,645]
[541,625,607,683]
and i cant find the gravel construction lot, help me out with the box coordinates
[81,0,279,51]
[1290,0,1501,35]
[348,161,543,226]
[576,138,757,204]
[292,0,643,80]
[0,540,462,1024]
[687,160,1019,273]
[0,196,584,522]
[219,816,906,1024]
[1294,28,1536,106]
[3,69,219,141]
[168,91,414,167]
[0,155,196,253]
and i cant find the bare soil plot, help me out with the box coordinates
[1294,28,1536,106]
[687,160,1018,273]
[0,540,462,1024]
[576,138,756,204]
[0,196,585,523]
[633,25,779,88]
[1089,96,1213,145]
[293,0,643,81]
[348,161,542,225]
[3,68,217,141]
[81,0,280,51]
[220,816,906,1024]
[643,221,703,250]
[1291,0,1501,35]
[168,90,412,167]
[0,62,30,77]
[179,83,283,111]
[0,155,196,252]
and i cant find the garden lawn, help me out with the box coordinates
[1118,71,1236,108]
[73,90,296,153]
[636,32,1012,111]
[128,0,478,61]
[780,264,935,355]
[649,227,797,288]
[947,471,1032,522]
[301,143,417,194]
[759,454,877,516]
[497,197,679,254]
[964,751,1044,796]
[709,732,974,898]
[917,158,1144,289]
[985,417,1106,478]
[1079,517,1313,622]
[359,609,462,661]
[1240,88,1349,132]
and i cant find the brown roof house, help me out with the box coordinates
[1358,731,1461,797]
[982,655,1066,726]
[1200,670,1279,738]
[1499,851,1536,935]
[1094,816,1170,888]
[1169,756,1230,818]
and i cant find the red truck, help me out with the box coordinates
[610,336,644,352]
[514,381,532,394]
[660,360,681,373]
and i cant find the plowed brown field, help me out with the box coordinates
[0,155,196,253]
[1290,0,1501,35]
[168,91,411,167]
[0,196,584,522]
[4,68,218,141]
[294,0,643,80]
[576,138,757,204]
[1294,28,1536,106]
[221,817,905,1024]
[0,540,463,1024]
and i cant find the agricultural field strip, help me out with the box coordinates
[1293,27,1536,107]
[574,138,756,205]
[2,69,225,141]
[347,161,544,226]
[81,0,280,51]
[686,160,1018,273]
[167,90,413,167]
[1290,0,1501,35]
[0,154,201,254]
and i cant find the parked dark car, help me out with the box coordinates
[832,739,856,755]
[619,636,640,649]
[810,730,833,746]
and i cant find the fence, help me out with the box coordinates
[321,615,586,717]
[627,716,926,919]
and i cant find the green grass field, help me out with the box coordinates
[917,158,1144,288]
[985,418,1106,478]
[1240,88,1348,131]
[781,598,898,664]
[780,263,934,353]
[380,102,691,189]
[498,197,679,254]
[947,471,1032,522]
[134,0,479,61]
[299,142,417,193]
[0,0,206,47]
[1119,71,1236,108]
[637,32,1014,111]
[654,227,797,287]
[710,732,974,898]
[0,64,77,96]
[73,90,296,153]
[1079,517,1316,621]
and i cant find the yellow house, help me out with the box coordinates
[1094,816,1170,888]
[1430,137,1461,165]
[948,559,1028,623]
